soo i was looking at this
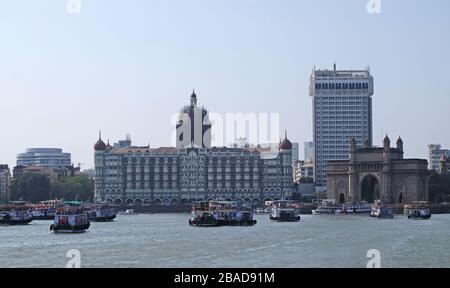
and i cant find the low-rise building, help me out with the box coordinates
[0,165,11,203]
[429,144,450,172]
[293,160,314,183]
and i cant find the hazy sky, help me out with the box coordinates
[1,0,449,169]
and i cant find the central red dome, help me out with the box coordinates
[279,130,292,150]
[94,131,107,151]
[94,139,106,151]
[279,139,292,150]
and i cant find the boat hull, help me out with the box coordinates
[92,214,116,222]
[408,215,431,220]
[52,229,88,234]
[270,216,300,222]
[189,219,257,227]
[370,214,394,219]
[50,223,90,233]
[32,216,54,220]
[0,218,33,225]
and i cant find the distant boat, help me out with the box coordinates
[404,202,432,220]
[0,205,33,226]
[31,200,64,220]
[269,200,300,222]
[118,209,138,215]
[84,204,116,222]
[50,207,90,233]
[189,201,256,227]
[370,200,394,219]
[407,208,431,220]
[312,200,372,215]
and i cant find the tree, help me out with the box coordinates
[429,174,450,203]
[10,173,51,203]
[9,173,94,203]
[53,175,94,202]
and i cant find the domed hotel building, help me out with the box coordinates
[93,92,293,206]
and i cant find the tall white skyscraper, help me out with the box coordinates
[309,64,374,186]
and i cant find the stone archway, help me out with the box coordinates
[394,181,409,204]
[337,181,347,204]
[360,175,380,203]
[339,193,346,204]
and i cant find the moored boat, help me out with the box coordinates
[31,206,56,220]
[189,201,257,227]
[50,207,90,233]
[407,208,431,220]
[312,200,342,215]
[31,200,64,220]
[84,204,116,222]
[0,205,33,225]
[269,200,300,222]
[370,200,394,219]
[312,200,372,215]
[118,209,138,215]
[338,202,372,215]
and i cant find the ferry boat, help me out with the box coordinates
[189,201,257,227]
[337,202,372,215]
[370,200,394,219]
[50,207,90,233]
[407,208,431,220]
[404,202,432,220]
[0,205,33,225]
[312,200,342,215]
[312,200,372,215]
[84,204,116,222]
[269,200,300,222]
[31,200,64,220]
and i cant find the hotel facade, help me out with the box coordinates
[94,92,293,206]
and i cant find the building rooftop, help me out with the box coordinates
[311,64,371,79]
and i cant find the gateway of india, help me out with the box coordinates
[326,135,430,204]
